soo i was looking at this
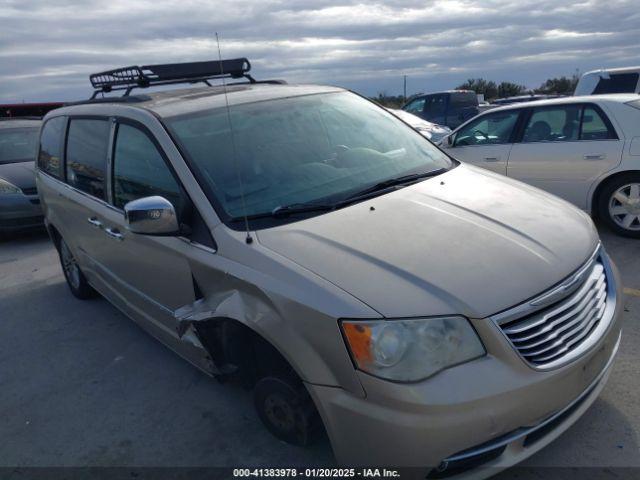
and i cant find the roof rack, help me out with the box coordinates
[89,58,254,98]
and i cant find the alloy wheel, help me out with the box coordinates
[608,183,640,231]
[60,241,81,290]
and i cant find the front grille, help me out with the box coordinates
[500,257,608,367]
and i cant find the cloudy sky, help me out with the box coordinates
[1,0,639,102]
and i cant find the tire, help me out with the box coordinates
[253,376,321,446]
[58,238,95,299]
[597,173,640,238]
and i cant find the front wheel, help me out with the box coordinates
[597,174,640,238]
[58,238,95,299]
[253,376,321,446]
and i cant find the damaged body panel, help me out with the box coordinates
[171,240,377,395]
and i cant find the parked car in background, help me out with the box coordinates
[442,95,640,237]
[37,58,623,476]
[402,90,479,129]
[575,67,640,96]
[0,118,43,235]
[386,108,451,144]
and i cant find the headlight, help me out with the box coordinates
[341,317,485,382]
[0,178,22,194]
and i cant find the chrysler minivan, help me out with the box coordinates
[37,59,623,477]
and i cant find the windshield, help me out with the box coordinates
[0,127,39,164]
[165,91,453,223]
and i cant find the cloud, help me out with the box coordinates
[0,0,638,102]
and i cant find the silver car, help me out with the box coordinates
[37,59,623,477]
[441,95,640,237]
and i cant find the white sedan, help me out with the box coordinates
[441,94,640,237]
[386,108,452,144]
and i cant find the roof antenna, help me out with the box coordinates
[216,32,253,245]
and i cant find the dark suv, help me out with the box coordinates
[0,118,43,235]
[402,90,480,129]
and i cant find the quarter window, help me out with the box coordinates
[522,105,581,143]
[66,119,110,199]
[581,107,616,140]
[38,117,65,177]
[454,110,519,146]
[112,123,185,212]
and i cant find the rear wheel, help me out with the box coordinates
[597,174,640,238]
[58,238,95,299]
[253,376,321,446]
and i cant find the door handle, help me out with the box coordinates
[584,154,605,160]
[104,227,124,241]
[87,217,102,228]
[484,156,500,162]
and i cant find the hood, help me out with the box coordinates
[256,164,598,319]
[0,161,36,190]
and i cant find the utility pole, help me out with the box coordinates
[403,75,407,102]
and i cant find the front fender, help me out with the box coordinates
[178,248,371,398]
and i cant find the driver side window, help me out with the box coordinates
[454,111,520,147]
[404,98,425,115]
[112,123,187,214]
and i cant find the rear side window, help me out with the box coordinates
[581,106,617,140]
[38,117,65,177]
[424,95,447,116]
[66,119,110,199]
[449,92,477,107]
[522,105,581,143]
[112,123,186,212]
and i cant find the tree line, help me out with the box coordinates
[372,73,580,107]
[456,74,580,100]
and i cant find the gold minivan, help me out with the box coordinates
[37,59,623,477]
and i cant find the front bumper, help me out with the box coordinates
[0,193,43,233]
[306,257,623,474]
[430,331,620,479]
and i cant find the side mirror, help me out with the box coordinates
[447,135,454,147]
[124,196,180,236]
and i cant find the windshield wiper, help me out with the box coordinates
[341,168,447,202]
[270,202,335,218]
[229,202,335,222]
[230,168,448,222]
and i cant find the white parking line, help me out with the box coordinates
[623,287,640,297]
